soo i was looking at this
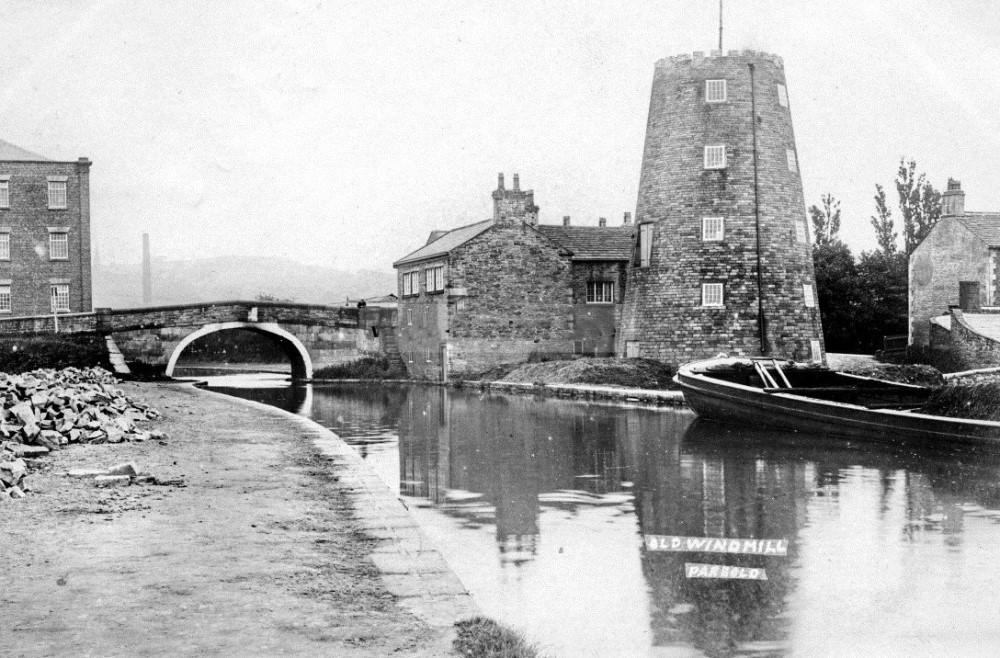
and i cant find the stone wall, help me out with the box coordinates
[949,308,1000,368]
[617,51,824,364]
[0,158,92,315]
[445,222,575,376]
[570,261,627,356]
[909,218,990,347]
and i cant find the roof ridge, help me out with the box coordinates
[0,138,51,161]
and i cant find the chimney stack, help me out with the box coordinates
[942,178,965,217]
[598,216,607,227]
[142,233,152,306]
[623,211,632,225]
[563,215,571,226]
[492,172,538,225]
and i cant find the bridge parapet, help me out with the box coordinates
[0,301,376,335]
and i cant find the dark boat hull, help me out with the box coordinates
[675,359,1000,445]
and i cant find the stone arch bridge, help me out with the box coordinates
[0,301,398,379]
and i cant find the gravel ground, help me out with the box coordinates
[0,381,450,657]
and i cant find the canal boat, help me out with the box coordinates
[674,357,1000,444]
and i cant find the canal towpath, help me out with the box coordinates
[0,380,476,657]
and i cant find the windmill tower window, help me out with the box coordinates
[704,145,727,169]
[705,79,727,103]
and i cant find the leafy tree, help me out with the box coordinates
[895,159,941,256]
[812,240,860,351]
[808,193,841,247]
[854,250,908,351]
[870,184,897,256]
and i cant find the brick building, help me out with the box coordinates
[909,180,1000,347]
[393,174,632,380]
[0,139,93,316]
[616,50,824,364]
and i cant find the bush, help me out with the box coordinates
[880,344,969,374]
[0,334,111,373]
[453,617,541,658]
[922,382,1000,421]
[312,355,400,380]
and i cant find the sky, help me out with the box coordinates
[4,0,1000,270]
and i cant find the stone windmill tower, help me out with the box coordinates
[616,50,825,364]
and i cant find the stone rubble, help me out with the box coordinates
[0,367,164,500]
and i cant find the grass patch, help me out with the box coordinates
[921,382,1000,421]
[453,616,541,658]
[497,357,677,389]
[838,362,945,387]
[0,334,111,373]
[312,355,401,380]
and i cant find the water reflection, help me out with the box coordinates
[208,380,1000,656]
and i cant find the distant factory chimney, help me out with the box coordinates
[142,233,152,306]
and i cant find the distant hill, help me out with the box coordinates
[93,256,397,308]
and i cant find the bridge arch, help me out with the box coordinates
[164,321,313,379]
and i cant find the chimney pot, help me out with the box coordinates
[512,173,520,191]
[623,211,632,225]
[598,216,607,227]
[497,173,505,190]
[563,215,571,226]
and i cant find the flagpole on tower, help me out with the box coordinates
[718,0,724,51]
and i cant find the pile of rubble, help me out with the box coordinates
[0,367,162,499]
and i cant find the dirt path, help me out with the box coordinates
[1,381,463,657]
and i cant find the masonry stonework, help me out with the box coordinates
[617,51,824,364]
[0,150,93,316]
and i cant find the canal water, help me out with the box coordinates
[203,377,1000,657]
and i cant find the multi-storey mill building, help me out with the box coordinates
[617,50,825,364]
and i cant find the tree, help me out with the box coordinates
[808,193,841,247]
[895,159,941,256]
[812,240,860,352]
[854,250,908,351]
[870,184,897,256]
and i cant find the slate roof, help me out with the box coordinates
[536,225,634,260]
[0,139,49,161]
[956,213,1000,247]
[393,219,492,266]
[394,220,635,267]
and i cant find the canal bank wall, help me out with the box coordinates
[0,380,475,657]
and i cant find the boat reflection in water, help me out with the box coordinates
[208,381,1000,657]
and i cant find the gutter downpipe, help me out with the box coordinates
[749,63,769,354]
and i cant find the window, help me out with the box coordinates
[704,145,726,169]
[49,232,68,260]
[0,285,9,313]
[803,284,815,308]
[406,308,412,325]
[586,281,615,304]
[810,340,822,363]
[47,179,67,209]
[702,283,724,307]
[705,79,727,103]
[402,271,418,296]
[0,177,9,208]
[638,223,653,267]
[777,84,788,108]
[427,265,444,292]
[625,341,640,358]
[0,232,9,260]
[50,284,69,312]
[786,149,798,173]
[702,217,724,241]
[794,219,806,243]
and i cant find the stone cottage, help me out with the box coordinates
[0,139,93,316]
[909,180,1000,347]
[392,174,633,380]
